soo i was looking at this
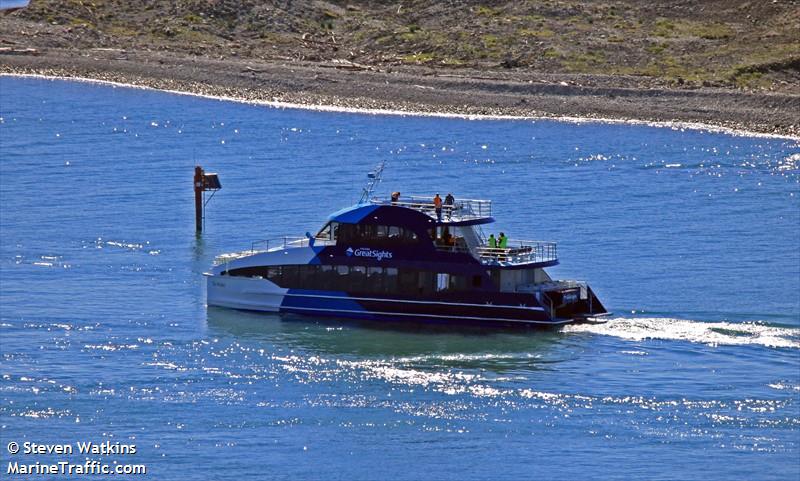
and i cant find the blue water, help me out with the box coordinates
[1,76,799,480]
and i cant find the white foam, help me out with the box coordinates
[3,73,798,141]
[562,317,800,349]
[768,382,800,391]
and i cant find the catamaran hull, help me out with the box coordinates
[206,275,602,327]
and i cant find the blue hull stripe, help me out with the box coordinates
[278,305,568,325]
[279,289,556,325]
[282,292,544,311]
[280,290,365,312]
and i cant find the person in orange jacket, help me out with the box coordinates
[433,193,443,222]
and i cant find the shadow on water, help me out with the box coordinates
[191,233,208,264]
[205,307,570,371]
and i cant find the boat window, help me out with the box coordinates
[368,266,384,292]
[398,269,417,294]
[268,266,281,282]
[447,274,466,291]
[336,223,356,242]
[316,264,334,290]
[282,265,299,286]
[336,223,419,245]
[316,222,337,240]
[418,271,435,295]
[360,224,375,239]
[350,265,367,291]
[490,269,501,288]
[226,264,485,294]
[436,273,449,292]
[384,267,398,293]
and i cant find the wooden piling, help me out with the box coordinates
[194,166,203,233]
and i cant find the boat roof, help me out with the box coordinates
[329,201,494,227]
[328,204,437,229]
[329,195,494,228]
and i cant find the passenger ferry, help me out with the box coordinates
[206,165,607,327]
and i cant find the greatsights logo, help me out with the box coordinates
[345,247,393,261]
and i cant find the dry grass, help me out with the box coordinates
[4,0,798,92]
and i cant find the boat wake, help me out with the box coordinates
[562,317,800,349]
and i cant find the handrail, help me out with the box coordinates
[370,195,492,220]
[519,280,588,292]
[434,243,471,254]
[213,236,311,266]
[250,236,309,252]
[475,240,557,265]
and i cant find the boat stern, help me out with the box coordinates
[536,282,608,322]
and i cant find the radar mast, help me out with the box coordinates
[359,160,386,204]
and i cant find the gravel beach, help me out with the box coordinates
[3,49,799,138]
[2,0,799,138]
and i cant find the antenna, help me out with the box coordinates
[358,160,386,204]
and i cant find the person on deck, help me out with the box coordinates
[391,191,401,203]
[498,232,508,248]
[487,234,497,248]
[444,193,455,219]
[433,194,443,222]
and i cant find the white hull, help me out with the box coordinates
[206,275,287,312]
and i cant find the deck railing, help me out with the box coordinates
[434,243,472,254]
[371,195,492,221]
[249,236,310,253]
[212,236,310,266]
[475,240,558,266]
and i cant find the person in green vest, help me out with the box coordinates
[498,232,508,248]
[487,234,497,248]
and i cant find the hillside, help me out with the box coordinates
[3,0,798,92]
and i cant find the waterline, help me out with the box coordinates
[3,73,798,141]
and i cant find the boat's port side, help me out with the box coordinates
[207,248,606,324]
[207,254,565,325]
[278,290,561,326]
[206,271,566,326]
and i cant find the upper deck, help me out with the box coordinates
[370,195,492,224]
[436,239,558,267]
[214,196,558,269]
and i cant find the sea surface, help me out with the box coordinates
[1,76,798,480]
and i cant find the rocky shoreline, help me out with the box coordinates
[2,49,799,138]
